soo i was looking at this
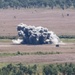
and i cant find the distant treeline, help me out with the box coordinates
[0,0,75,9]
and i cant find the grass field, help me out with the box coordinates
[0,8,75,67]
[0,8,75,36]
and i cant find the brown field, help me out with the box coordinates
[0,8,75,64]
[0,43,75,64]
[0,8,75,36]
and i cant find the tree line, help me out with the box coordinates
[0,63,75,75]
[0,0,75,9]
[43,63,75,75]
[0,63,37,75]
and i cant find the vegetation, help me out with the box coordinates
[0,35,75,43]
[61,38,75,43]
[0,51,61,57]
[43,63,75,75]
[0,63,37,75]
[0,35,75,39]
[59,35,75,39]
[0,63,75,75]
[0,36,17,39]
[0,0,75,9]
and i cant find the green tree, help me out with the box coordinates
[18,63,27,74]
[43,64,58,75]
[48,0,55,9]
[9,0,21,8]
[0,0,3,8]
[59,0,65,9]
[65,0,72,8]
[27,66,33,75]
[72,0,75,8]
[43,66,50,75]
[16,70,24,75]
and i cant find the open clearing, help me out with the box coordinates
[0,8,75,36]
[0,8,75,64]
[0,43,75,64]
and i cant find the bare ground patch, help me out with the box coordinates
[0,54,75,64]
[0,43,75,64]
[0,9,75,36]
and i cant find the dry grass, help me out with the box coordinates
[0,8,75,36]
[0,43,75,64]
[0,8,75,64]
